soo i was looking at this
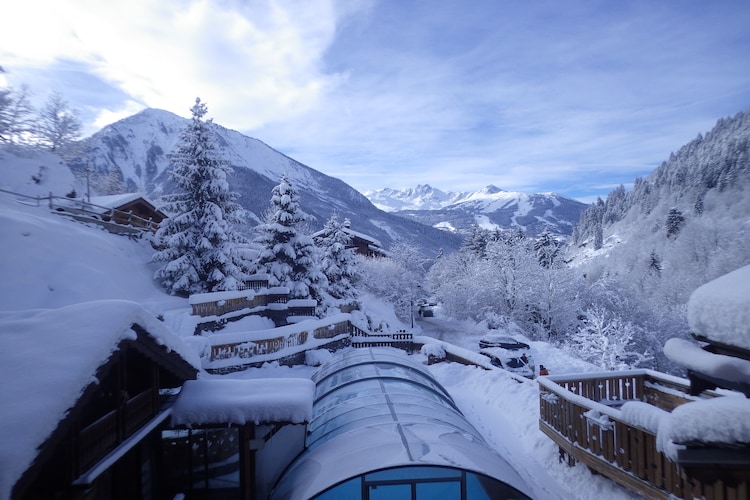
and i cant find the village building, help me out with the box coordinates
[0,301,200,500]
[312,219,387,258]
[50,193,166,234]
[87,193,167,231]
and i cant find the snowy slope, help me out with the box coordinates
[366,184,587,236]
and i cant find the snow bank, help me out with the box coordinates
[170,378,314,426]
[687,264,750,349]
[304,349,333,366]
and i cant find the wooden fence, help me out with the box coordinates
[209,319,353,361]
[538,371,747,499]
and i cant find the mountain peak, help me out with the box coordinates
[481,185,505,194]
[363,184,588,237]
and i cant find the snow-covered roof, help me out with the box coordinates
[687,264,750,350]
[664,338,750,386]
[272,348,531,499]
[0,300,200,500]
[170,378,314,426]
[667,396,750,448]
[88,193,160,211]
[312,225,383,248]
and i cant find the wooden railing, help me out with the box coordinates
[538,370,743,499]
[351,330,414,352]
[190,291,290,317]
[209,319,353,361]
[76,389,156,473]
[78,409,119,470]
[123,389,155,435]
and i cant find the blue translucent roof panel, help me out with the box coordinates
[272,348,531,500]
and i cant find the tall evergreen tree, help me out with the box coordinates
[318,214,360,303]
[533,228,559,268]
[462,225,488,257]
[254,174,327,307]
[152,98,250,295]
[666,207,685,238]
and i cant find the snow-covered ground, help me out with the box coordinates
[223,310,641,500]
[0,156,653,499]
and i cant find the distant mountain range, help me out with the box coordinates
[66,108,461,256]
[364,184,588,237]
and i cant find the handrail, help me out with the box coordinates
[538,371,725,499]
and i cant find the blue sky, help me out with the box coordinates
[2,0,749,203]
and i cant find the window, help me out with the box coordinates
[315,466,525,499]
[161,427,241,499]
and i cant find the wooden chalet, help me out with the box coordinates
[88,193,167,231]
[313,219,387,257]
[0,301,199,500]
[538,265,750,500]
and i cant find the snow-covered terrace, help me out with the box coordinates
[539,264,750,500]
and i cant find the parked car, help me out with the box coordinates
[478,334,530,350]
[479,348,534,379]
[419,306,434,317]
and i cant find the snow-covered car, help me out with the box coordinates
[418,306,434,317]
[479,348,534,378]
[478,334,530,350]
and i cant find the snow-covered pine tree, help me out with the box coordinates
[254,174,327,310]
[318,214,360,305]
[462,225,489,257]
[666,207,685,238]
[152,98,250,295]
[533,228,559,268]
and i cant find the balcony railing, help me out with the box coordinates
[76,389,155,473]
[537,370,747,500]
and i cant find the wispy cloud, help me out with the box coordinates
[2,0,749,201]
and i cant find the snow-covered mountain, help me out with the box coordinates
[65,108,460,256]
[364,184,466,211]
[564,109,750,314]
[365,184,587,237]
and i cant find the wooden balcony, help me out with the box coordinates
[76,389,156,473]
[538,370,748,499]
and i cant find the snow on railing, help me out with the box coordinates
[538,370,725,499]
[205,314,352,365]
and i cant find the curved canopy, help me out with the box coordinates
[272,348,531,499]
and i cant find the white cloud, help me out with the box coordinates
[2,0,748,200]
[1,0,352,129]
[91,100,148,132]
